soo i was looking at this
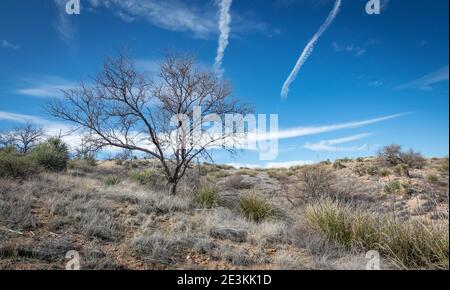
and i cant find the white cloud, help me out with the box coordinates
[17,76,78,98]
[214,0,233,77]
[332,42,366,57]
[281,0,341,98]
[252,113,408,142]
[304,133,371,152]
[54,0,78,48]
[88,0,217,38]
[2,40,20,50]
[395,66,449,91]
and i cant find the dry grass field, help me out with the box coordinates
[0,156,448,270]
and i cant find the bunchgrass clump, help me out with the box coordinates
[239,194,272,223]
[104,176,121,186]
[305,199,449,269]
[194,178,218,208]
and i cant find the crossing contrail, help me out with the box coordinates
[214,0,233,77]
[281,0,342,98]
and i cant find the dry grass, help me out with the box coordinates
[305,199,449,269]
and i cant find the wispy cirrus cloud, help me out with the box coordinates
[88,0,217,38]
[281,0,342,98]
[395,66,449,91]
[332,42,366,57]
[54,0,78,48]
[305,133,371,152]
[214,0,233,77]
[254,113,408,142]
[16,76,78,98]
[2,40,20,50]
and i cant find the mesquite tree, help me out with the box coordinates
[48,52,250,195]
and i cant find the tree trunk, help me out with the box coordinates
[169,182,178,196]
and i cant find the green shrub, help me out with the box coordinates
[305,200,449,269]
[356,157,365,163]
[353,164,366,176]
[426,174,439,185]
[366,165,379,176]
[104,176,121,186]
[0,150,37,178]
[333,160,345,170]
[239,195,272,223]
[379,168,391,177]
[31,138,69,172]
[194,178,218,208]
[384,180,402,195]
[129,169,163,186]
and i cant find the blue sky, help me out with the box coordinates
[0,0,448,167]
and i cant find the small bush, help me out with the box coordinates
[426,174,439,185]
[333,160,345,170]
[356,157,365,162]
[379,168,391,177]
[237,169,258,177]
[366,165,379,176]
[297,165,334,199]
[0,151,37,178]
[353,164,366,176]
[31,138,69,172]
[384,180,402,195]
[104,176,121,186]
[194,178,218,208]
[239,194,272,223]
[226,174,253,190]
[129,169,162,186]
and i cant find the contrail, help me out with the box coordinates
[214,0,233,77]
[281,0,342,98]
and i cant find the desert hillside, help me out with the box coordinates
[0,155,448,270]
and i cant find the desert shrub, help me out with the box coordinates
[297,165,334,199]
[401,181,413,195]
[393,164,412,178]
[333,160,345,170]
[353,164,366,176]
[377,144,403,166]
[194,178,218,208]
[305,200,449,269]
[104,176,121,186]
[366,165,379,176]
[378,145,426,171]
[211,171,231,179]
[237,169,257,177]
[129,169,163,186]
[0,150,37,178]
[384,180,402,195]
[426,174,439,185]
[356,157,365,162]
[31,138,69,172]
[267,169,289,180]
[400,149,426,169]
[379,168,391,177]
[226,174,253,190]
[239,194,272,223]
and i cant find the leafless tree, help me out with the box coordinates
[48,52,251,195]
[2,123,45,154]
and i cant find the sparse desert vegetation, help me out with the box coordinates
[0,141,448,270]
